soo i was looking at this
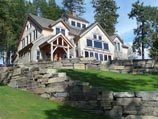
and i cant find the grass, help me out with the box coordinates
[0,86,111,119]
[59,69,158,92]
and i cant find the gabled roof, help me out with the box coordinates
[47,33,73,48]
[28,13,55,30]
[79,22,114,44]
[110,34,124,44]
[110,34,128,48]
[62,13,89,23]
[49,18,70,30]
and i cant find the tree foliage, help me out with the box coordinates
[91,0,119,35]
[0,0,64,64]
[62,0,85,16]
[129,0,158,59]
[129,0,150,59]
[0,0,29,64]
[29,0,64,20]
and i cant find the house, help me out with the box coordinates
[14,13,128,63]
[110,34,129,60]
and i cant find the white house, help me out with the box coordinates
[14,13,128,63]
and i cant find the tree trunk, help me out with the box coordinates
[141,21,145,60]
[6,50,10,65]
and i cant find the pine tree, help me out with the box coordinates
[129,0,150,60]
[31,0,64,20]
[0,0,29,64]
[91,0,119,35]
[62,0,85,16]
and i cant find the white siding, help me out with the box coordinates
[79,25,114,61]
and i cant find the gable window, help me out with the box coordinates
[56,28,65,35]
[94,41,102,49]
[77,22,81,28]
[99,36,102,40]
[103,43,109,50]
[61,29,65,35]
[56,28,60,34]
[71,21,75,26]
[87,39,92,47]
[93,34,97,39]
[82,24,86,29]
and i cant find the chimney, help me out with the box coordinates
[72,10,76,17]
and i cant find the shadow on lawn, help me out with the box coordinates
[44,105,110,119]
[59,69,158,92]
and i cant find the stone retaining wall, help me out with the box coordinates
[1,66,158,119]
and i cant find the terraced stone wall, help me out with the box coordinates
[1,66,158,119]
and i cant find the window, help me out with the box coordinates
[77,22,81,28]
[118,43,120,51]
[93,34,97,39]
[103,43,109,50]
[26,36,28,45]
[100,54,103,61]
[56,28,65,35]
[95,53,99,60]
[56,28,60,34]
[30,33,32,42]
[82,24,86,29]
[90,52,93,57]
[85,51,89,57]
[35,29,38,38]
[94,41,102,49]
[99,36,102,40]
[87,39,92,47]
[104,55,107,61]
[61,29,65,35]
[22,38,25,48]
[37,50,40,60]
[71,21,75,26]
[108,55,111,61]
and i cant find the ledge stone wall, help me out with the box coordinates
[1,66,158,119]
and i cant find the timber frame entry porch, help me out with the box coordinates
[40,33,73,61]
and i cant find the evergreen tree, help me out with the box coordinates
[144,6,158,59]
[0,0,29,64]
[62,0,85,16]
[129,0,150,59]
[91,0,119,35]
[31,0,64,20]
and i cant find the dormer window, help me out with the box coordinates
[71,21,75,26]
[77,22,81,28]
[82,24,86,29]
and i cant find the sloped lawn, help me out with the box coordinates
[60,69,158,92]
[0,86,111,119]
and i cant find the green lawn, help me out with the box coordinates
[59,69,158,92]
[0,85,110,119]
